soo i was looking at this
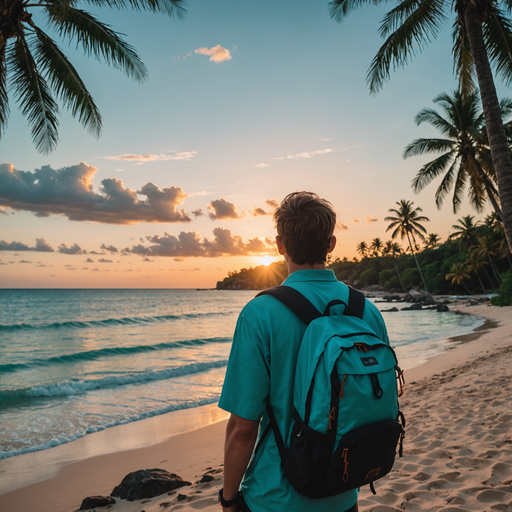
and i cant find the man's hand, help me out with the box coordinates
[222,413,259,511]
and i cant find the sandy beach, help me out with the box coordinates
[0,303,511,512]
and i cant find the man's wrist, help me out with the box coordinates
[218,488,241,508]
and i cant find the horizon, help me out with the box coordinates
[1,0,504,289]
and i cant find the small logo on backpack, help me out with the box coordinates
[360,356,378,366]
[365,467,381,480]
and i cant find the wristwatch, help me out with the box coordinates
[218,488,242,508]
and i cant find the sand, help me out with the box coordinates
[0,303,510,512]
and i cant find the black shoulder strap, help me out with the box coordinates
[256,285,322,325]
[346,286,366,319]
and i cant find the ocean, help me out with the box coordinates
[0,288,485,461]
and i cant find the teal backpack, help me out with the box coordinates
[256,285,406,499]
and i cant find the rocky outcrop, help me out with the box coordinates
[80,496,116,510]
[111,469,191,501]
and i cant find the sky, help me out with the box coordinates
[0,0,507,288]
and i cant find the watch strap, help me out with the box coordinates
[218,488,241,508]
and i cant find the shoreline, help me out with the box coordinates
[0,304,510,512]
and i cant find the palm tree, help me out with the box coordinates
[0,0,186,153]
[476,234,502,284]
[329,0,512,252]
[465,251,489,292]
[404,91,508,218]
[383,240,407,292]
[448,215,480,250]
[385,200,430,292]
[356,241,369,258]
[370,237,383,257]
[424,233,442,250]
[446,263,472,295]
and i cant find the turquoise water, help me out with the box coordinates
[0,289,485,459]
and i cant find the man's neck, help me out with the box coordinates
[286,261,327,275]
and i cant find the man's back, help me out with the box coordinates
[219,269,389,512]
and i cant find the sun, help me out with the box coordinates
[259,256,273,266]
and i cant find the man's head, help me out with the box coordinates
[273,191,336,266]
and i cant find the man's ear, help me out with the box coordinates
[328,235,337,253]
[276,236,286,256]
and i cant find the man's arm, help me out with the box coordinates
[221,413,260,511]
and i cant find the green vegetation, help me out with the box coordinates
[491,271,512,306]
[218,211,511,295]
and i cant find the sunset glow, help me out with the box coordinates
[0,0,497,288]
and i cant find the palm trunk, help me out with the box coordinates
[464,6,512,252]
[490,257,502,283]
[462,279,472,295]
[474,269,486,293]
[406,232,428,292]
[483,262,497,292]
[392,256,407,292]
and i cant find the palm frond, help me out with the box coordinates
[433,158,457,208]
[483,7,512,86]
[403,138,454,157]
[452,20,476,94]
[44,5,148,82]
[414,107,457,137]
[32,27,102,137]
[0,46,10,137]
[328,0,376,23]
[7,32,59,154]
[451,161,466,213]
[366,0,446,94]
[411,151,457,192]
[79,0,187,19]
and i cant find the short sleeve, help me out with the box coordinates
[218,313,270,421]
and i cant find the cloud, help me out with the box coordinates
[192,208,204,217]
[98,258,113,263]
[101,244,118,253]
[253,207,270,216]
[58,243,87,255]
[255,163,271,168]
[366,216,379,222]
[277,149,334,160]
[0,238,54,252]
[252,199,278,216]
[103,151,197,164]
[336,223,349,231]
[354,219,361,223]
[124,228,276,258]
[0,162,191,224]
[19,260,32,263]
[208,199,242,220]
[195,45,232,62]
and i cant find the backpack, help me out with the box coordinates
[255,285,406,499]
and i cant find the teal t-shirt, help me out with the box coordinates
[218,270,389,512]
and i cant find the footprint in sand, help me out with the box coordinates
[476,489,508,503]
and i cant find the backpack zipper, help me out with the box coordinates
[339,374,348,398]
[341,448,349,482]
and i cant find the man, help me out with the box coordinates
[218,192,389,512]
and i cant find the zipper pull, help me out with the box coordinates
[342,448,349,482]
[396,365,405,397]
[339,374,348,398]
[328,405,336,430]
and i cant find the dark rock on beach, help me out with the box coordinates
[111,469,191,501]
[381,307,399,312]
[436,304,449,312]
[80,496,116,510]
[401,303,423,311]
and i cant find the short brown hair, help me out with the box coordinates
[274,191,336,265]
